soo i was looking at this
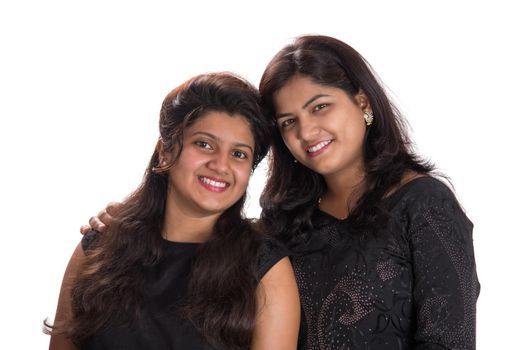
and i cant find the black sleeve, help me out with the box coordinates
[406,179,480,349]
[81,229,99,252]
[254,235,290,282]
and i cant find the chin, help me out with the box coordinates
[306,162,336,175]
[198,205,226,215]
[197,200,234,215]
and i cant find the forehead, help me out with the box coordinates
[273,75,341,111]
[188,111,255,145]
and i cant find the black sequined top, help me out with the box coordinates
[292,177,480,350]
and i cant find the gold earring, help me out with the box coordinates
[152,160,168,173]
[363,111,374,126]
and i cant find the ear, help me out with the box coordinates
[354,89,371,112]
[156,138,170,168]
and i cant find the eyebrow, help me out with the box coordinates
[275,94,331,119]
[191,131,254,153]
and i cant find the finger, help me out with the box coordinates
[98,209,114,227]
[89,215,107,233]
[106,202,123,216]
[80,225,91,235]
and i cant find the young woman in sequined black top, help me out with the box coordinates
[257,35,479,349]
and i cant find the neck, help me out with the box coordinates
[324,163,366,202]
[162,198,220,243]
[320,164,366,219]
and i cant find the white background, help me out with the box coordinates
[1,1,522,348]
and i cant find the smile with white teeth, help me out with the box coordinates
[307,140,332,153]
[199,176,228,188]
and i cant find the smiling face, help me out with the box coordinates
[163,111,255,218]
[273,74,370,180]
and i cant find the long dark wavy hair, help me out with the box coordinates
[258,35,434,246]
[50,72,272,349]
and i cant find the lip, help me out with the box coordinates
[305,140,333,157]
[198,176,230,193]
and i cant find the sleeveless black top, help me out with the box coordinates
[80,231,288,350]
[292,177,480,349]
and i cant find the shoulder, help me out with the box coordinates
[387,176,460,210]
[391,176,474,241]
[252,252,300,349]
[254,234,290,282]
[392,175,452,198]
[388,175,472,227]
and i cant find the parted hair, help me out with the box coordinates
[258,35,433,245]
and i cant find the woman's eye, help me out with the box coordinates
[280,118,295,128]
[195,141,212,149]
[313,103,329,112]
[232,150,248,159]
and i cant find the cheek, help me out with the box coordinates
[281,134,302,157]
[338,113,366,140]
[350,119,367,142]
[235,166,253,191]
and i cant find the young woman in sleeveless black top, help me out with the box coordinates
[47,73,300,350]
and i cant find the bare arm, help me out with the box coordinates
[251,257,301,350]
[49,243,86,350]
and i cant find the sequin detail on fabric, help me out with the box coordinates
[290,177,479,350]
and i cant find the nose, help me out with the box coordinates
[207,150,230,174]
[297,117,320,142]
